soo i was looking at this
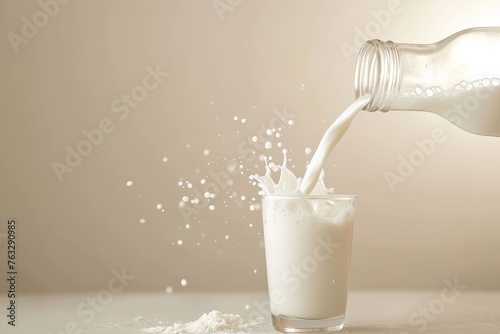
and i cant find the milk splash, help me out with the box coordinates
[256,95,371,195]
[255,149,333,196]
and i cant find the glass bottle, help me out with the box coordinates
[354,27,500,137]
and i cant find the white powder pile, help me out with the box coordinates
[141,310,250,334]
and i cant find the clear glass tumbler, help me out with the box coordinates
[261,195,356,333]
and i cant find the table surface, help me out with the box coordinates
[2,291,499,334]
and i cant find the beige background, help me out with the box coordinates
[1,0,499,294]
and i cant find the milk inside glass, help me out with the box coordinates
[261,195,355,320]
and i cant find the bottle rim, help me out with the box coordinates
[354,40,401,112]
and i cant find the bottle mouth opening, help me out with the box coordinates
[354,40,401,112]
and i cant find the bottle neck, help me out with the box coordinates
[354,40,401,112]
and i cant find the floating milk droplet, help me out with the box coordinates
[204,192,210,198]
[177,240,183,246]
[181,279,187,287]
[203,149,210,156]
[162,157,168,163]
[288,120,294,126]
[224,235,229,240]
[234,116,238,121]
[182,196,189,202]
[178,181,183,187]
[139,218,146,224]
[277,142,282,148]
[227,160,238,173]
[305,147,312,154]
[266,129,273,136]
[251,136,258,142]
[166,286,173,294]
[185,224,190,229]
[241,118,246,124]
[126,180,133,187]
[275,133,281,138]
[209,205,215,210]
[245,304,250,310]
[200,179,206,185]
[253,269,257,274]
[249,204,255,211]
[264,142,272,149]
[156,204,163,210]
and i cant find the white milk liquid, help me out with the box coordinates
[256,96,370,319]
[262,196,354,319]
[300,95,371,195]
[398,78,500,137]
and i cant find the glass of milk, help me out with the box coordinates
[261,194,355,333]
